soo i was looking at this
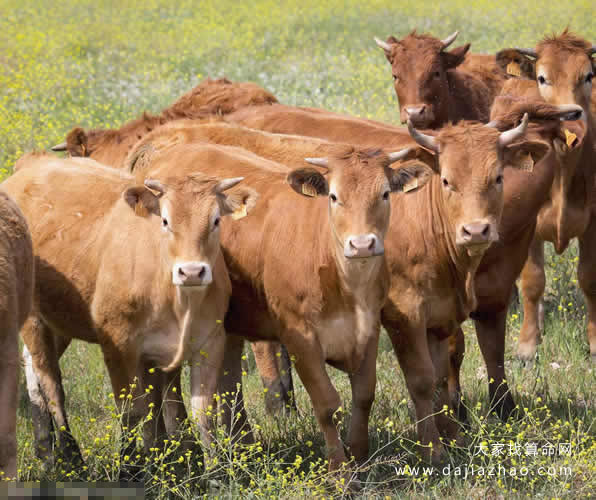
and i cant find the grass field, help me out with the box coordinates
[2,0,595,497]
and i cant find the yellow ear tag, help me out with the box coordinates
[231,204,247,220]
[301,183,317,197]
[518,151,534,172]
[402,178,419,193]
[506,61,521,77]
[564,128,577,148]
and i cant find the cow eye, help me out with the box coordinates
[442,177,449,188]
[434,71,441,78]
[537,75,547,85]
[496,174,504,185]
[586,73,594,84]
[161,217,170,231]
[330,193,338,203]
[392,74,398,81]
[383,191,390,200]
[213,217,220,229]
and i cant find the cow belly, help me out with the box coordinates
[141,322,182,368]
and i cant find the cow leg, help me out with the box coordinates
[428,335,459,441]
[0,318,18,480]
[252,341,296,415]
[139,361,168,449]
[161,368,188,435]
[189,327,226,448]
[474,307,516,419]
[578,219,596,363]
[21,317,81,467]
[385,320,443,463]
[448,328,467,423]
[518,237,545,361]
[347,335,378,463]
[218,335,253,444]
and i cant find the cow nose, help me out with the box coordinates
[344,234,384,258]
[405,105,426,119]
[172,262,213,287]
[459,223,491,244]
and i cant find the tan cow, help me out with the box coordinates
[492,30,596,362]
[131,140,430,476]
[374,31,505,127]
[2,154,258,475]
[50,77,277,167]
[0,191,34,480]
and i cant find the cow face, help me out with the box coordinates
[287,148,433,259]
[375,31,469,128]
[123,175,258,288]
[496,32,595,112]
[407,117,550,257]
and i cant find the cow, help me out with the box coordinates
[374,30,505,127]
[0,191,34,480]
[2,153,258,476]
[50,78,277,167]
[491,30,596,362]
[127,139,432,478]
[224,96,583,435]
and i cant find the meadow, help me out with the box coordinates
[2,0,595,497]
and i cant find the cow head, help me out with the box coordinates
[123,174,258,289]
[375,30,469,128]
[286,148,433,259]
[496,30,595,112]
[407,115,550,257]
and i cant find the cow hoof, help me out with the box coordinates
[516,342,538,363]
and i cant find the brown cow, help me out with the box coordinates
[374,31,504,127]
[50,78,277,166]
[492,31,596,362]
[131,139,430,476]
[225,96,583,427]
[0,191,34,480]
[2,154,258,474]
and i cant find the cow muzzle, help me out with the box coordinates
[456,222,495,257]
[401,105,434,128]
[172,261,213,287]
[344,234,384,258]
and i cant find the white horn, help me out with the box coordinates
[515,47,538,58]
[374,37,393,52]
[441,31,459,49]
[590,44,596,55]
[305,157,329,167]
[387,148,412,164]
[407,120,439,153]
[499,113,529,147]
[215,177,244,193]
[144,179,167,195]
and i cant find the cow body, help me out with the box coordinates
[2,154,256,473]
[0,191,34,479]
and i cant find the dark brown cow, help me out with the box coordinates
[0,191,34,480]
[226,96,583,426]
[493,31,596,362]
[50,78,277,166]
[3,154,258,474]
[374,31,505,127]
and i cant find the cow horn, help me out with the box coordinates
[305,157,329,168]
[499,113,529,147]
[214,177,244,193]
[554,104,583,121]
[590,45,596,55]
[441,31,459,49]
[515,47,538,58]
[374,37,393,52]
[51,142,67,152]
[387,148,412,164]
[144,179,167,195]
[407,120,439,153]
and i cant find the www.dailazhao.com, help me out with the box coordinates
[397,464,573,478]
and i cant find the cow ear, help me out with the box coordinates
[287,168,329,197]
[65,127,89,157]
[123,186,162,217]
[388,162,435,193]
[443,44,470,69]
[495,49,536,79]
[501,140,550,171]
[217,186,259,219]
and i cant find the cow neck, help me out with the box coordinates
[428,177,481,317]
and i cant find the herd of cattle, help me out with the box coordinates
[0,29,594,484]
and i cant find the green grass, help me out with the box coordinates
[3,0,596,497]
